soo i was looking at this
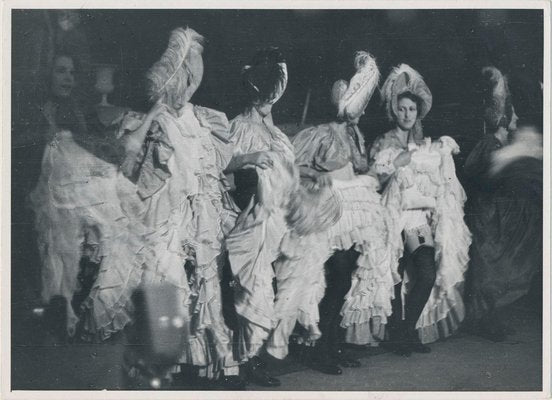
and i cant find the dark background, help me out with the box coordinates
[12,9,544,148]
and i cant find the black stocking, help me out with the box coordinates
[318,248,359,356]
[404,246,436,339]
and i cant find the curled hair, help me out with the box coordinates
[397,91,421,106]
[146,27,204,104]
[242,47,287,105]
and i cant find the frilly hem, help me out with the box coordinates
[82,257,145,341]
[341,306,391,328]
[322,194,399,344]
[416,283,465,344]
[334,231,397,339]
[328,220,401,255]
[234,298,275,332]
[344,316,386,346]
[340,252,395,327]
[179,329,236,372]
[340,273,395,328]
[432,212,472,291]
[266,318,297,360]
[179,334,213,367]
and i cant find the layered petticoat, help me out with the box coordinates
[266,229,332,359]
[328,175,401,346]
[31,104,239,375]
[225,141,347,360]
[378,136,472,343]
[121,105,236,373]
[226,150,328,359]
[263,172,401,357]
[284,121,402,350]
[29,130,147,337]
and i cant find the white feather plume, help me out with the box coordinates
[337,51,380,120]
[146,27,204,103]
[481,66,510,130]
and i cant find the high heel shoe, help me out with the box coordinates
[308,350,343,375]
[333,347,361,368]
[407,330,431,353]
[245,356,281,387]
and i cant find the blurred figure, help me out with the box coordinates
[488,125,543,176]
[12,52,89,343]
[12,10,93,112]
[12,11,95,326]
[463,67,543,342]
[13,52,87,184]
[26,51,138,338]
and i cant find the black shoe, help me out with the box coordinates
[216,375,247,390]
[409,341,431,353]
[383,334,412,357]
[245,356,281,387]
[311,360,343,375]
[405,330,431,354]
[334,348,361,368]
[309,352,343,375]
[393,342,412,357]
[288,341,307,360]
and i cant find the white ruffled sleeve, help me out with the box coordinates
[368,135,405,187]
[373,147,399,176]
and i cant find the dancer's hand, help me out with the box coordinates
[393,150,416,168]
[247,151,274,169]
[123,135,142,157]
[123,103,167,154]
[145,102,168,123]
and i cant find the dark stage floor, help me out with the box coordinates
[11,297,542,392]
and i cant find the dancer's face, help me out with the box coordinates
[51,56,75,98]
[396,97,418,131]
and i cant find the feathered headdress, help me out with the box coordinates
[481,66,513,131]
[242,47,288,105]
[381,63,433,122]
[332,51,380,121]
[146,27,204,103]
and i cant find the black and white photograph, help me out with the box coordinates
[2,2,550,398]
